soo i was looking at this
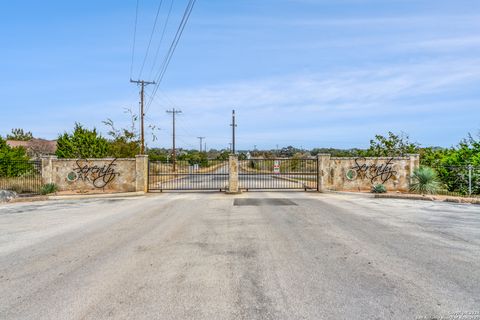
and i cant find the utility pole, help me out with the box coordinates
[166,108,182,171]
[130,79,156,154]
[197,137,205,152]
[229,143,233,152]
[230,109,237,154]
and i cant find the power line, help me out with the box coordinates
[138,0,164,79]
[130,0,140,79]
[146,0,197,110]
[148,0,175,80]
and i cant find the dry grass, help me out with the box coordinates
[0,177,42,194]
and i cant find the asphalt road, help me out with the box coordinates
[0,192,479,319]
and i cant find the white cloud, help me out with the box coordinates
[144,58,480,148]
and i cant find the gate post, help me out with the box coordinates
[227,154,240,194]
[135,155,149,193]
[406,154,420,189]
[317,154,331,192]
[41,155,57,185]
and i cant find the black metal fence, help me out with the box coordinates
[433,165,480,197]
[239,158,318,191]
[148,159,229,191]
[0,159,43,194]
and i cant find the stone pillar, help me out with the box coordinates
[317,154,331,192]
[135,155,149,193]
[41,155,57,185]
[227,154,240,194]
[407,154,420,187]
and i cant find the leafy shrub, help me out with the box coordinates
[40,183,58,195]
[56,123,109,158]
[410,167,440,195]
[371,184,387,193]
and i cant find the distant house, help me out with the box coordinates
[6,139,57,158]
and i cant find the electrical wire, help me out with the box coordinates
[148,0,175,80]
[130,0,140,79]
[137,0,164,79]
[146,0,197,110]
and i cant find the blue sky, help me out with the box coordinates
[1,0,479,150]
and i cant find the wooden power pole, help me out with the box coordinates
[166,108,182,171]
[130,79,155,154]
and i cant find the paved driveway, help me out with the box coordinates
[0,193,479,319]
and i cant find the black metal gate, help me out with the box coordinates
[148,159,228,191]
[239,158,318,191]
[0,159,43,195]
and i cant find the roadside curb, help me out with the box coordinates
[7,196,49,204]
[2,192,147,204]
[374,193,480,205]
[48,191,146,200]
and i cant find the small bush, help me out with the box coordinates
[371,184,387,193]
[40,183,58,195]
[410,167,440,195]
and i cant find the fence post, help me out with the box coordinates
[41,155,57,185]
[135,155,149,193]
[317,154,331,192]
[468,164,473,196]
[227,154,240,194]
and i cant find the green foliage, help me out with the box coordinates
[178,151,209,167]
[419,147,448,167]
[429,133,480,194]
[363,131,419,157]
[56,123,109,159]
[311,148,363,157]
[148,148,169,161]
[0,137,33,177]
[40,183,58,195]
[6,128,33,141]
[216,150,230,161]
[103,118,140,158]
[410,167,441,195]
[371,184,387,193]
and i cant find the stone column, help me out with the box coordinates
[227,154,240,194]
[407,154,420,187]
[317,154,331,192]
[135,155,149,193]
[40,155,57,185]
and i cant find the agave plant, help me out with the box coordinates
[40,183,58,195]
[410,167,440,195]
[371,184,387,193]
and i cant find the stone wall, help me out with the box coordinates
[41,156,148,193]
[318,154,420,192]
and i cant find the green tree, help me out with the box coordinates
[434,133,480,194]
[103,118,140,158]
[6,128,33,141]
[56,123,109,158]
[148,148,169,161]
[363,132,419,157]
[216,150,230,161]
[0,136,32,177]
